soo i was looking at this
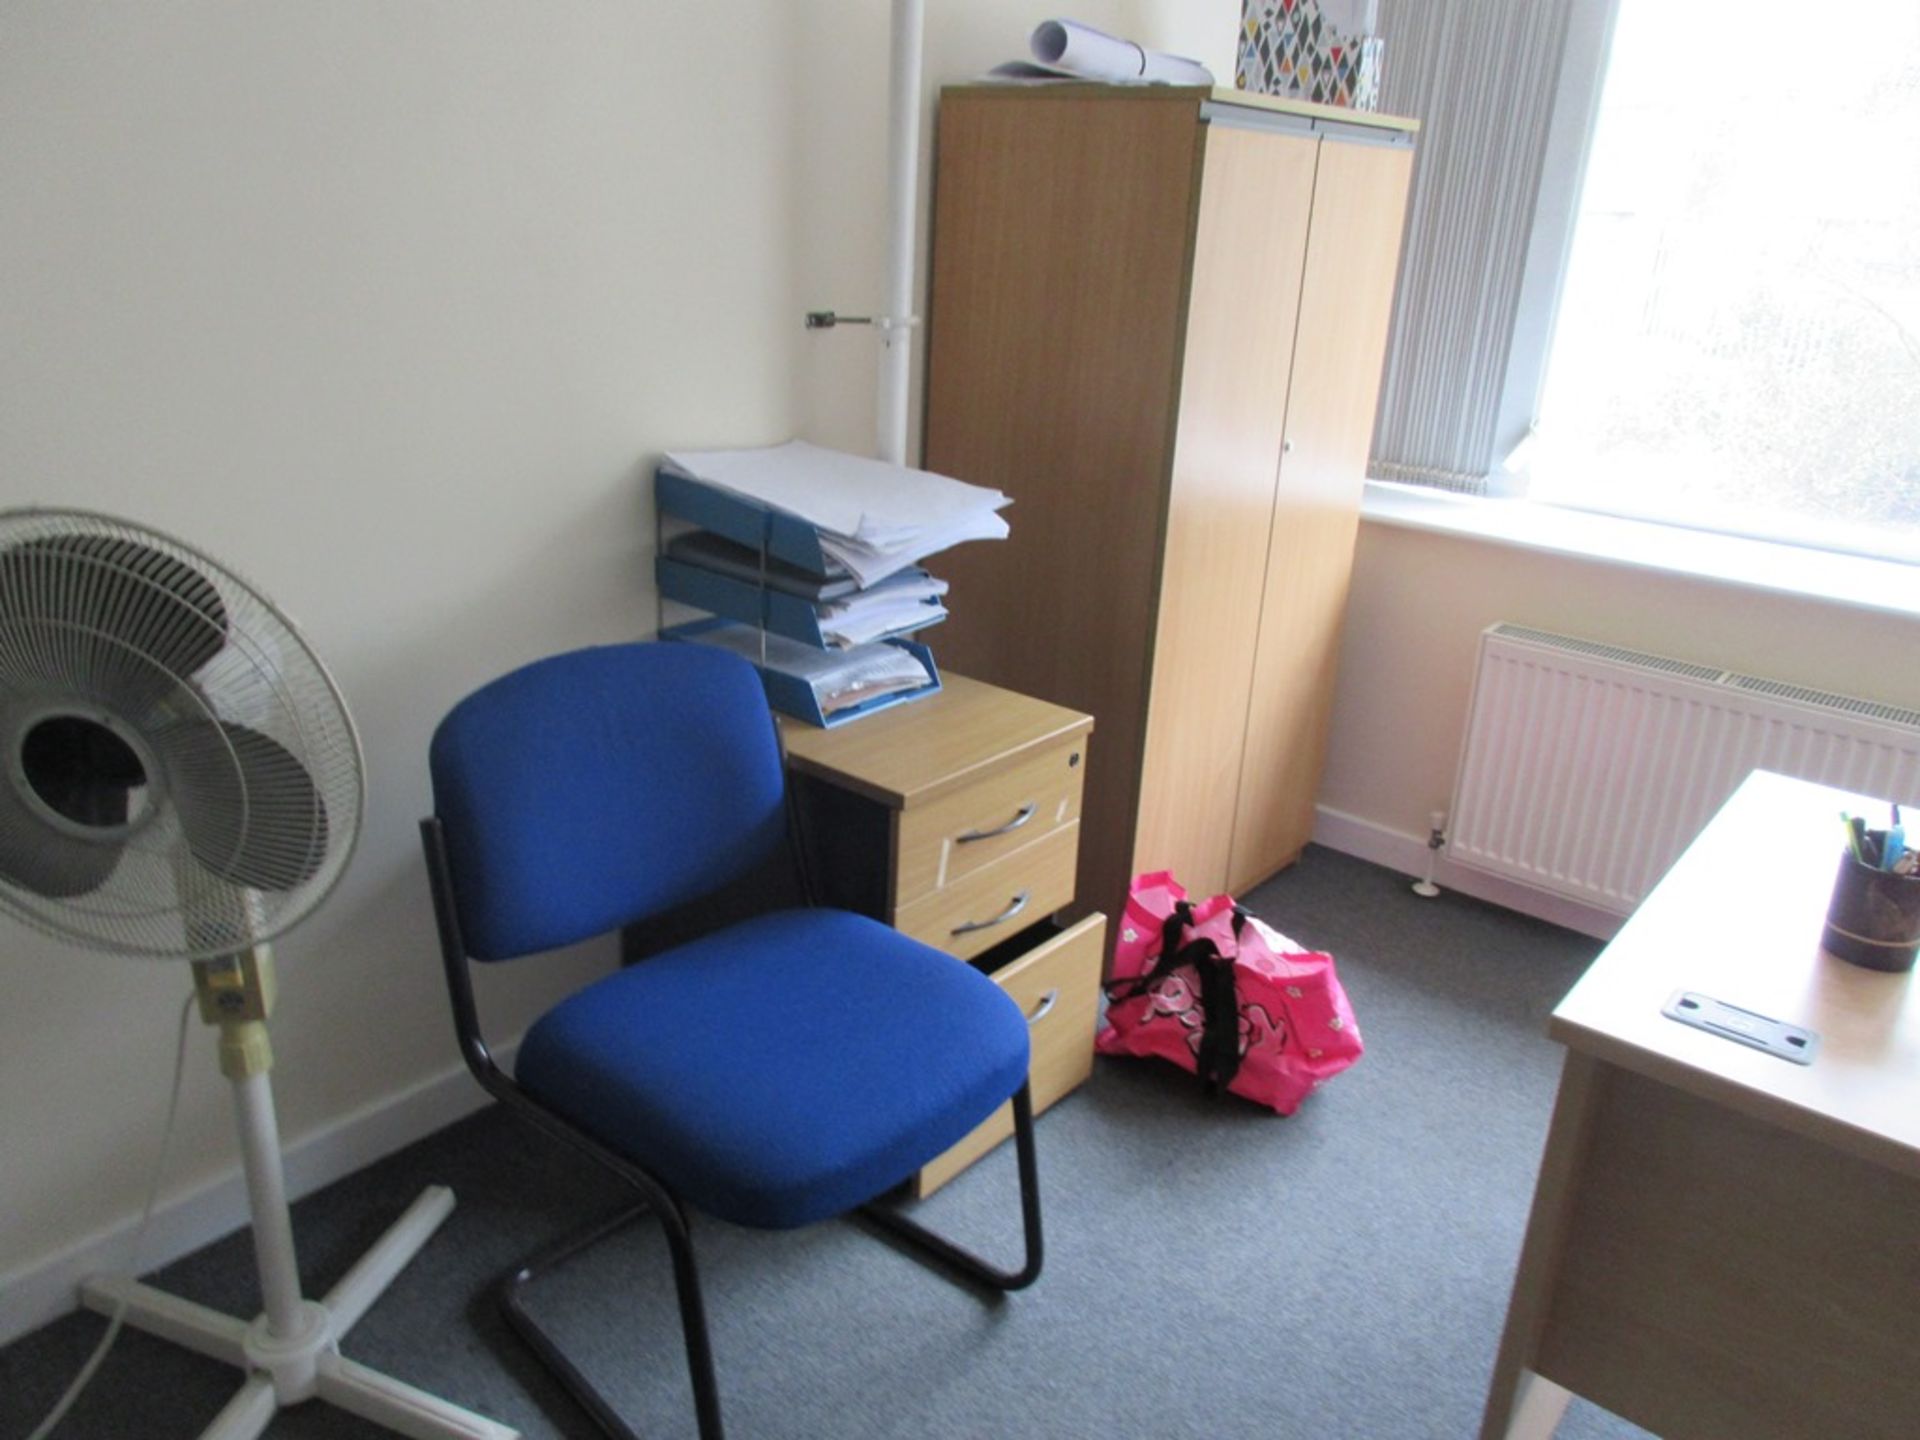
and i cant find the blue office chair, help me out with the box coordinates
[419,642,1043,1439]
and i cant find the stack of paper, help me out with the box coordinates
[816,571,949,648]
[657,440,1011,723]
[689,622,935,716]
[662,532,948,647]
[661,441,1010,589]
[664,531,858,601]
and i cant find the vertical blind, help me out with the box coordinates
[1369,0,1580,495]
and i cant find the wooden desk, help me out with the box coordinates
[780,674,1106,1195]
[1483,770,1920,1440]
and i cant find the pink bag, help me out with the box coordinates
[1097,871,1363,1115]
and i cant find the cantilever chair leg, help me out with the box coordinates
[857,1084,1045,1293]
[496,1087,1041,1440]
[497,1199,725,1440]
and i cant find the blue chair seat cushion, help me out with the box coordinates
[514,908,1032,1229]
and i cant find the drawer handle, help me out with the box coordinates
[951,889,1030,937]
[956,803,1037,844]
[1025,988,1060,1026]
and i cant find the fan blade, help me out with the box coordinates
[0,534,229,714]
[154,719,329,892]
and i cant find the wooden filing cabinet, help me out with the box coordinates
[779,673,1106,1195]
[923,86,1416,923]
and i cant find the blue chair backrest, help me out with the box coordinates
[428,643,788,961]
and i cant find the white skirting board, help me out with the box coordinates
[1311,806,1622,942]
[0,1042,516,1350]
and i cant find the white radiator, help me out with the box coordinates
[1447,624,1920,916]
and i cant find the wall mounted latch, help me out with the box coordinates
[805,310,920,332]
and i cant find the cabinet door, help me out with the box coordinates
[1227,135,1414,893]
[923,91,1205,927]
[1132,122,1318,897]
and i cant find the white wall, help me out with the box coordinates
[0,0,806,1312]
[0,0,1243,1334]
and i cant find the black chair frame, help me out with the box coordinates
[419,815,1044,1440]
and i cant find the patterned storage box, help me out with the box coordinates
[1237,0,1383,111]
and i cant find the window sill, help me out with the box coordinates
[1360,482,1920,622]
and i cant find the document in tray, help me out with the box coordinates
[818,603,947,649]
[816,512,1002,589]
[818,571,949,647]
[661,440,1010,588]
[689,622,934,715]
[665,531,857,601]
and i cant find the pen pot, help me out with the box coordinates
[1822,836,1920,973]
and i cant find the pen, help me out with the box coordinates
[1842,811,1865,863]
[1849,814,1876,866]
[1885,804,1907,873]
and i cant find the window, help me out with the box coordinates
[1523,1,1920,563]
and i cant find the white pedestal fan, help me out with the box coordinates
[0,509,514,1440]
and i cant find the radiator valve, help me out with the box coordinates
[1413,809,1446,898]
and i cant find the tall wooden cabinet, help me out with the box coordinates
[922,85,1415,927]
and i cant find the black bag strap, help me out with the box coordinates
[1107,898,1247,1093]
[1166,900,1196,970]
[1178,935,1244,1092]
[1105,898,1197,1002]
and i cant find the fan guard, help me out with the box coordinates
[0,508,362,959]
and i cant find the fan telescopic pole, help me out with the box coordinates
[77,939,518,1440]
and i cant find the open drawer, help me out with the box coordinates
[914,910,1107,1197]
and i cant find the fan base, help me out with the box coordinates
[80,1185,516,1440]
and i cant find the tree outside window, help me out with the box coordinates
[1530,0,1920,562]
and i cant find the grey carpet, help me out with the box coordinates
[1,846,1651,1438]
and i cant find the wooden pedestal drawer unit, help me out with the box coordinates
[892,820,1080,961]
[913,912,1104,1195]
[779,672,1106,1193]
